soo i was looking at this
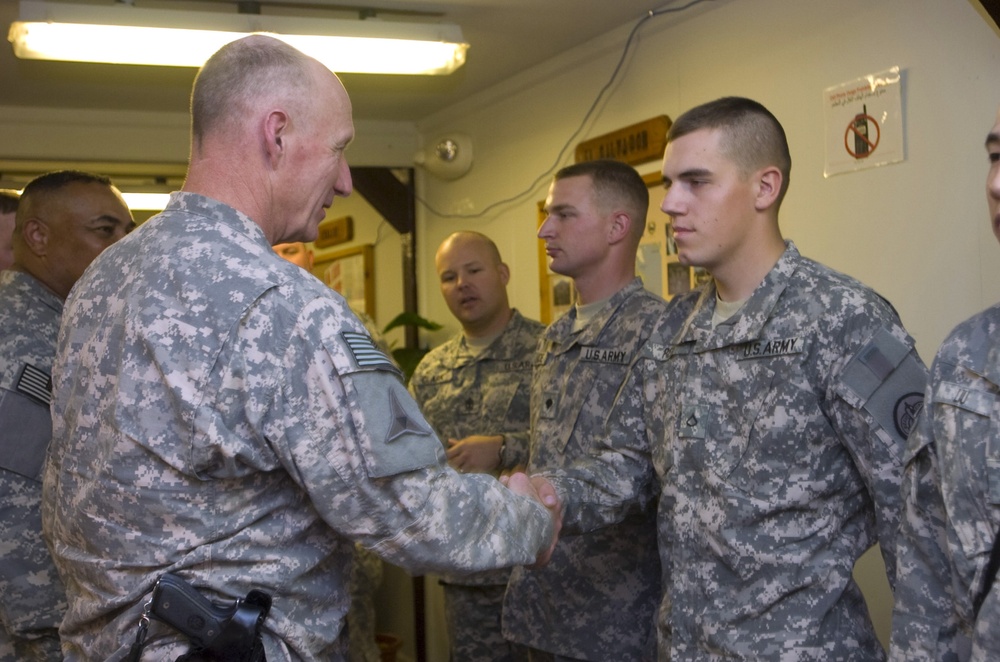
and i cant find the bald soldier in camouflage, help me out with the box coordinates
[40,35,558,662]
[0,171,133,661]
[410,231,544,661]
[539,97,928,660]
[503,160,664,662]
[890,107,1000,661]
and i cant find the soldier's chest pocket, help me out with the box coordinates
[639,361,674,481]
[479,376,520,427]
[679,357,821,502]
[932,380,1000,509]
[543,359,627,455]
[416,369,471,416]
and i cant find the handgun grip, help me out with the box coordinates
[150,573,233,649]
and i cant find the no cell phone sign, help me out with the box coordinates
[845,104,880,159]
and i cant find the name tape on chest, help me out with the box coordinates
[498,360,533,372]
[736,337,804,361]
[580,346,630,365]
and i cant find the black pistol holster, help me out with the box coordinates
[128,573,272,662]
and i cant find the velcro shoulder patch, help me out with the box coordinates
[840,328,926,441]
[348,371,442,478]
[16,363,51,407]
[0,388,52,480]
[343,331,397,372]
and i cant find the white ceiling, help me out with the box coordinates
[1,0,685,123]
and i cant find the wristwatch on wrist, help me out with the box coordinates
[497,435,506,467]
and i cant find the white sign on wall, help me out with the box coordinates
[823,67,904,177]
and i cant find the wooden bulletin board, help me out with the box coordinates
[311,244,375,317]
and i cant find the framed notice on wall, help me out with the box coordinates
[312,244,375,317]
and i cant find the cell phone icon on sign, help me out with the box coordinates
[853,104,869,157]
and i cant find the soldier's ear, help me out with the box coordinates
[263,109,291,168]
[21,217,50,257]
[754,166,782,211]
[498,262,510,286]
[607,211,631,245]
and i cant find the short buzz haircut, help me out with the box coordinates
[16,170,114,229]
[0,189,19,215]
[667,96,792,208]
[190,35,313,147]
[553,159,649,243]
[440,231,504,266]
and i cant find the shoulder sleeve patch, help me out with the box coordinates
[347,371,443,478]
[343,331,398,371]
[841,328,910,401]
[0,388,52,480]
[16,363,51,407]
[839,327,927,441]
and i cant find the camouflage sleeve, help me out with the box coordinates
[266,297,554,575]
[831,323,928,584]
[543,356,657,534]
[0,386,65,645]
[499,430,529,471]
[890,401,967,662]
[899,324,1000,660]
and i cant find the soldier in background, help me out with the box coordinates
[891,105,1000,661]
[410,231,544,661]
[0,171,133,660]
[274,240,314,271]
[503,160,664,662]
[0,189,19,270]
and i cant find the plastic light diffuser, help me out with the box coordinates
[9,1,469,74]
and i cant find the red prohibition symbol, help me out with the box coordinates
[845,113,880,159]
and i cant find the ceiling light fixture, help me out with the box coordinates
[8,0,469,75]
[121,192,170,211]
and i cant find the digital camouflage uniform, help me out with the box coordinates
[892,304,1000,662]
[0,270,65,661]
[548,243,927,661]
[347,546,383,662]
[409,310,543,662]
[40,192,555,662]
[503,278,663,661]
[347,313,389,662]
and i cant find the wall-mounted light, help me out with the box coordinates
[8,1,470,75]
[414,133,473,181]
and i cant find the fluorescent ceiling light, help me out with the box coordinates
[10,190,169,211]
[121,192,170,211]
[8,1,469,75]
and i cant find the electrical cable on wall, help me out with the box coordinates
[416,0,710,220]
